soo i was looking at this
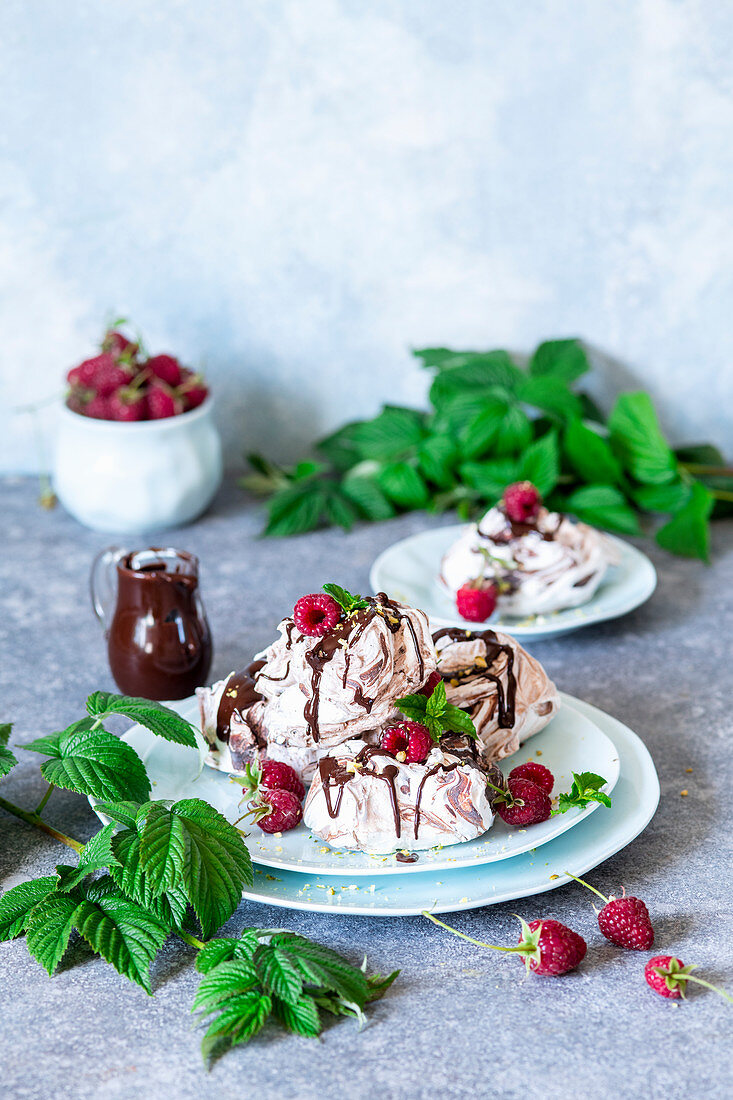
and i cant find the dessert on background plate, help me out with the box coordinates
[441,481,619,620]
[197,583,559,854]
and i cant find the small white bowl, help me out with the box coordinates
[53,396,223,534]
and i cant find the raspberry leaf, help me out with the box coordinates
[110,825,189,928]
[25,891,80,975]
[0,876,58,940]
[32,726,151,804]
[529,339,590,384]
[72,876,169,993]
[273,993,322,1036]
[162,799,253,937]
[563,484,641,535]
[254,943,303,1003]
[86,692,197,748]
[554,771,612,814]
[608,392,678,485]
[0,722,16,775]
[655,481,714,562]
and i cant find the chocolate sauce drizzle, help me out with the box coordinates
[431,626,516,730]
[480,506,563,545]
[317,744,403,837]
[304,593,424,743]
[215,660,266,742]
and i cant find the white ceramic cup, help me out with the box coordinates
[53,396,224,534]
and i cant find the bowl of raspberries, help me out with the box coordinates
[54,323,223,534]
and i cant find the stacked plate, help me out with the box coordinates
[93,693,659,917]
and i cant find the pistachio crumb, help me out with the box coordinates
[680,789,689,797]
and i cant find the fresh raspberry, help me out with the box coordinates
[108,389,146,422]
[381,721,433,764]
[178,368,209,410]
[423,912,586,978]
[258,760,305,801]
[491,777,552,826]
[523,919,587,976]
[503,481,541,523]
[147,353,183,386]
[74,353,115,388]
[419,670,443,697]
[509,761,555,795]
[102,330,138,360]
[293,594,341,636]
[85,395,111,419]
[253,788,303,833]
[146,383,182,419]
[456,583,498,622]
[94,362,134,397]
[566,874,654,951]
[598,895,655,951]
[645,956,687,999]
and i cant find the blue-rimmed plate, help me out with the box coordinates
[369,525,657,640]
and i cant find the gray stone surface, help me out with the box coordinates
[1,476,732,1100]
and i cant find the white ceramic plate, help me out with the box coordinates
[369,525,657,640]
[239,696,659,915]
[98,696,618,876]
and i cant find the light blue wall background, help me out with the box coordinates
[1,0,731,473]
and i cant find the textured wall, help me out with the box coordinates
[1,0,731,473]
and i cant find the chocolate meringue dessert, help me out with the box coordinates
[197,585,559,854]
[441,482,618,617]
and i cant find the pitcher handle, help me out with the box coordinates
[90,546,127,630]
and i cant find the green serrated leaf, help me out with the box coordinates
[348,405,425,461]
[563,419,622,486]
[418,434,459,488]
[0,876,58,940]
[37,727,150,803]
[264,483,325,537]
[518,375,583,421]
[517,432,559,496]
[608,392,677,485]
[323,488,359,531]
[340,473,395,520]
[94,801,141,829]
[633,480,691,514]
[429,352,523,405]
[440,705,478,739]
[377,462,429,509]
[139,802,187,894]
[24,716,97,756]
[315,421,363,471]
[366,969,400,1002]
[394,693,428,722]
[110,826,187,928]
[86,693,197,748]
[322,584,370,614]
[255,944,303,1003]
[80,823,120,870]
[459,457,520,499]
[170,799,253,937]
[655,480,714,562]
[529,339,590,383]
[273,992,321,1036]
[272,933,369,1007]
[553,771,612,814]
[73,876,168,992]
[193,958,261,1011]
[195,932,260,974]
[0,744,17,778]
[563,484,641,535]
[26,891,79,975]
[458,396,508,459]
[0,723,11,747]
[425,678,446,717]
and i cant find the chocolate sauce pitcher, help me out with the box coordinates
[90,547,212,700]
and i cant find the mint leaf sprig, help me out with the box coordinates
[0,691,399,1063]
[552,771,612,814]
[322,583,370,615]
[243,339,732,560]
[395,679,477,743]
